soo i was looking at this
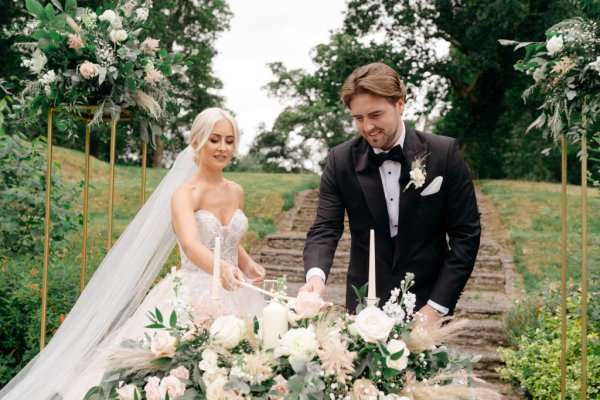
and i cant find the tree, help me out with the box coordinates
[253,0,581,179]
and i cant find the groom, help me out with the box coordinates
[300,63,481,327]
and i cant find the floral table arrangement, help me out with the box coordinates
[14,0,190,139]
[85,273,500,400]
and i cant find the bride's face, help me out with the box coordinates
[197,119,236,169]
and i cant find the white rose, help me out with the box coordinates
[135,8,149,21]
[99,10,118,25]
[160,375,186,399]
[410,168,426,188]
[533,65,547,82]
[79,61,100,79]
[546,35,564,56]
[150,331,178,357]
[29,49,47,74]
[209,315,245,349]
[116,384,141,400]
[274,326,319,372]
[352,306,395,343]
[205,374,228,400]
[110,29,128,42]
[385,339,410,371]
[198,349,219,372]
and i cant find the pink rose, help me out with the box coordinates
[144,377,165,400]
[289,291,327,320]
[170,365,190,380]
[79,61,100,79]
[68,34,84,50]
[160,375,186,399]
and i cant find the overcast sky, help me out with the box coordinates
[212,0,347,154]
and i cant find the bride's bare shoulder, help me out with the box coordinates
[225,179,244,206]
[171,179,201,210]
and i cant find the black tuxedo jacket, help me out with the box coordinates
[303,126,481,313]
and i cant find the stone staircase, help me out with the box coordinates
[252,188,525,399]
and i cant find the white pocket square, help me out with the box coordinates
[420,176,443,196]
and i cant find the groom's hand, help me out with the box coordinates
[413,304,443,331]
[299,276,325,298]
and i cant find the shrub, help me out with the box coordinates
[500,288,600,399]
[0,132,80,256]
[0,255,79,386]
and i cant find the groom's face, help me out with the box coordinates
[349,93,404,151]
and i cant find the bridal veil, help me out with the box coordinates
[0,146,197,399]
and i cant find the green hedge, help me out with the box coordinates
[0,132,80,256]
[0,255,79,386]
[500,288,600,399]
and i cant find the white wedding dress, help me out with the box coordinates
[60,209,264,400]
[60,208,265,399]
[0,146,268,400]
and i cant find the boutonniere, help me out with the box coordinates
[404,154,427,191]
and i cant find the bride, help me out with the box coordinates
[0,108,266,400]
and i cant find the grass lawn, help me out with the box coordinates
[479,180,600,293]
[51,146,319,280]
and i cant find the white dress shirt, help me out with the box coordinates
[306,123,448,314]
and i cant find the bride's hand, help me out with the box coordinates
[241,260,266,284]
[220,262,243,291]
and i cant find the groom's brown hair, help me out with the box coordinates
[340,62,406,107]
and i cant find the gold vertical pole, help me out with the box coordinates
[141,142,147,205]
[80,122,91,293]
[40,108,53,350]
[581,130,588,399]
[560,133,568,400]
[107,116,117,251]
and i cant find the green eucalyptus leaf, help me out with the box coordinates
[25,0,46,21]
[44,3,56,20]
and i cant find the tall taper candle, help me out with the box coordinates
[211,236,222,299]
[368,229,376,299]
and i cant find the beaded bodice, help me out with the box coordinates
[179,209,248,272]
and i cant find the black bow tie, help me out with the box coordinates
[368,145,405,167]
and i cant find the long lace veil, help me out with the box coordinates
[0,146,197,399]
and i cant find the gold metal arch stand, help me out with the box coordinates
[39,105,148,350]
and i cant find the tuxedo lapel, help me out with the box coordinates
[393,128,428,267]
[352,139,390,236]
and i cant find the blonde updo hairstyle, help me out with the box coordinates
[188,107,240,165]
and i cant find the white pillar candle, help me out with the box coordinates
[368,229,376,300]
[262,300,289,349]
[211,236,222,300]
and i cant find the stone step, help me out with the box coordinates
[446,319,508,347]
[464,271,506,292]
[455,291,514,319]
[262,232,351,252]
[257,248,350,274]
[473,254,503,273]
[453,344,504,375]
[474,382,525,400]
